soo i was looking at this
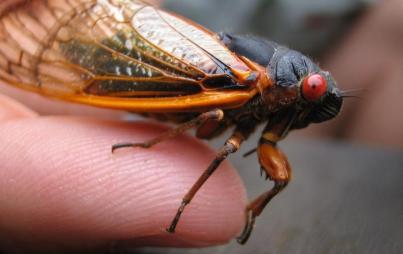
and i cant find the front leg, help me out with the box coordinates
[237,139,291,244]
[237,112,295,244]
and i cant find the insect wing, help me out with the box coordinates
[0,0,258,111]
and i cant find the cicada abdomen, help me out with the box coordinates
[0,0,262,111]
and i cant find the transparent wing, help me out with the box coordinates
[0,0,257,111]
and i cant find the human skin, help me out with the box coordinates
[0,92,247,253]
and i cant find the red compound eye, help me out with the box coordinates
[302,74,327,101]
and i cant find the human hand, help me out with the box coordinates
[0,89,246,253]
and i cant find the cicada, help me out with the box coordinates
[0,0,343,244]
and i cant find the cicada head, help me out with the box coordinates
[263,49,343,129]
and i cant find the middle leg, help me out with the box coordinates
[166,130,246,233]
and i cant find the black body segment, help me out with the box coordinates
[218,32,276,67]
[273,50,320,87]
[218,32,321,88]
[218,32,342,130]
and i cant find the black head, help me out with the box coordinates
[268,49,343,129]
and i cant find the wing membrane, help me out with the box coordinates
[0,0,257,112]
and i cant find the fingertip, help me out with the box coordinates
[0,117,247,249]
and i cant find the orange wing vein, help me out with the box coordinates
[0,0,259,112]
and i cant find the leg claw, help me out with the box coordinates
[236,210,256,244]
[165,227,175,234]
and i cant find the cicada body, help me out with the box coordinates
[0,0,343,244]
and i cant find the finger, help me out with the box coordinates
[0,118,247,252]
[0,83,127,119]
[0,93,38,122]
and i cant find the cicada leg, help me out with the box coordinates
[237,139,291,244]
[166,130,246,233]
[111,109,224,152]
